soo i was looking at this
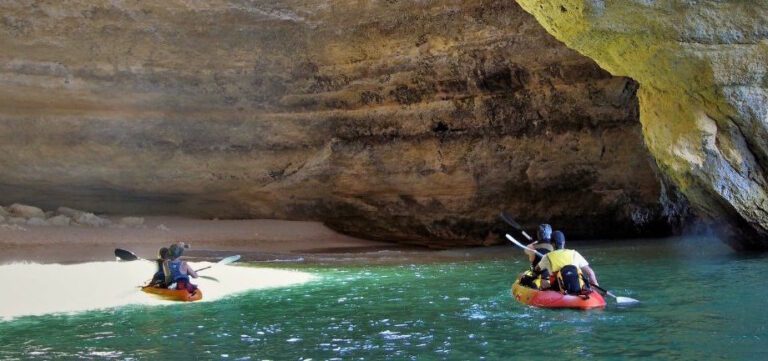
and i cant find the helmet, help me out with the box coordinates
[553,231,566,249]
[158,247,169,260]
[537,224,552,241]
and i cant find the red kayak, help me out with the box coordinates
[511,272,606,310]
[141,285,203,302]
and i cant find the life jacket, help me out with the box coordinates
[519,269,543,289]
[165,259,188,283]
[556,265,586,295]
[544,249,577,273]
[546,249,587,295]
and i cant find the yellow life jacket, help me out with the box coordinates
[545,249,577,273]
[521,270,543,288]
[546,249,586,294]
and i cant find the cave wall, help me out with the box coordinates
[0,0,677,246]
[516,0,768,250]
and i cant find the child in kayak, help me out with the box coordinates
[164,242,199,294]
[149,247,170,287]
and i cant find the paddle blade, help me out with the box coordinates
[114,248,138,261]
[615,296,640,305]
[499,211,524,231]
[217,255,241,265]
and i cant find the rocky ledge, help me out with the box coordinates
[0,203,147,230]
[0,0,685,247]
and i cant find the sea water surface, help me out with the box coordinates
[1,237,767,360]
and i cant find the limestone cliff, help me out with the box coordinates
[0,0,677,246]
[515,0,768,250]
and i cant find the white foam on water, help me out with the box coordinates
[0,261,316,320]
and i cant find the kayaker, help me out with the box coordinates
[149,247,170,287]
[525,224,554,268]
[163,242,199,294]
[519,224,554,289]
[535,231,599,295]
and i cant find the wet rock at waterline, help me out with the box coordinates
[516,0,768,250]
[0,1,685,246]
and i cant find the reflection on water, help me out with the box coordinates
[1,237,767,360]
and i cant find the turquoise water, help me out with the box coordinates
[2,238,767,360]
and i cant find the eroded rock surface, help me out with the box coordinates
[516,0,768,250]
[0,0,678,246]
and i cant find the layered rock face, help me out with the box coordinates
[0,0,676,246]
[516,0,768,250]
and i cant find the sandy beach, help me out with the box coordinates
[0,216,408,264]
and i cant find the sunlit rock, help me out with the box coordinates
[516,0,768,250]
[8,204,45,219]
[56,207,86,219]
[73,213,111,227]
[48,215,72,226]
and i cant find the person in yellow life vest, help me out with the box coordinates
[519,224,555,289]
[535,231,599,295]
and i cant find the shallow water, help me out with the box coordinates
[2,237,767,360]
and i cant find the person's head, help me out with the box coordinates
[168,242,188,259]
[537,224,552,242]
[553,231,566,249]
[158,247,169,260]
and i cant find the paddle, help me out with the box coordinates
[115,248,236,282]
[194,255,241,272]
[506,233,538,255]
[500,211,534,241]
[506,234,638,304]
[115,248,140,261]
[587,283,639,305]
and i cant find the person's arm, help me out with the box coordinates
[572,251,597,285]
[524,243,536,263]
[535,257,551,288]
[183,261,199,278]
[162,261,172,285]
[581,265,598,286]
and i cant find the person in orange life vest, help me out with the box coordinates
[163,242,199,293]
[535,231,599,292]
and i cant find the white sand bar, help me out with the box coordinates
[0,261,315,320]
